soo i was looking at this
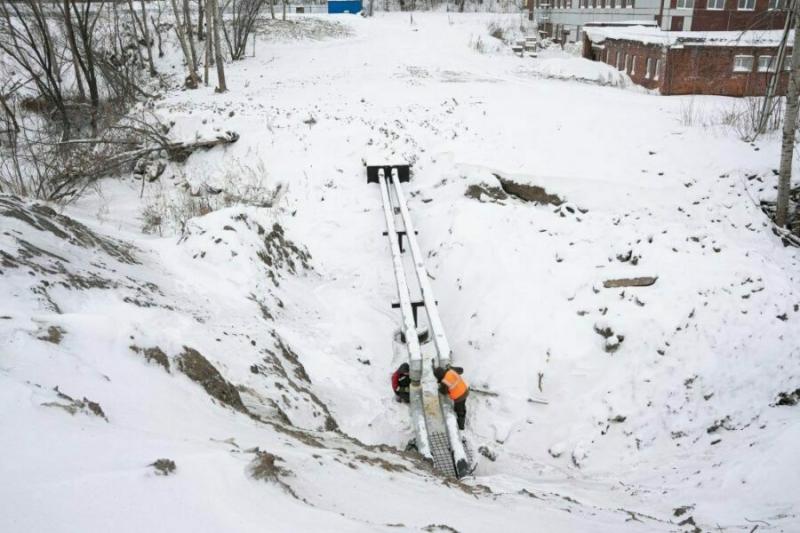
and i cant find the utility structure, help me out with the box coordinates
[368,162,473,478]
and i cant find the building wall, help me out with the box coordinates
[582,34,791,96]
[690,0,786,30]
[664,45,790,96]
[538,0,785,41]
[582,35,666,90]
[536,0,663,42]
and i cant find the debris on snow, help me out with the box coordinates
[41,387,108,422]
[603,277,658,289]
[150,459,177,476]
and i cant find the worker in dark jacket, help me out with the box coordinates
[392,363,411,403]
[433,365,468,430]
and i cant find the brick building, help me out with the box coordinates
[582,26,792,95]
[528,0,787,43]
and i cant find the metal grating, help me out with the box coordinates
[429,431,457,478]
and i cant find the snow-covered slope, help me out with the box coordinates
[2,12,799,533]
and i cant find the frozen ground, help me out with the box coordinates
[2,11,800,533]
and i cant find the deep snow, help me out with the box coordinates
[2,11,800,533]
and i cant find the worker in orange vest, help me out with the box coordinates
[433,365,468,430]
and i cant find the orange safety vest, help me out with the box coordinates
[442,369,468,401]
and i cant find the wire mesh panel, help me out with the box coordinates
[430,431,457,478]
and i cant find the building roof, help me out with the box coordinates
[585,26,792,48]
[583,20,659,28]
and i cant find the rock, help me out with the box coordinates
[478,445,497,462]
[38,325,65,344]
[774,388,800,406]
[603,276,658,289]
[151,458,176,476]
[177,346,247,413]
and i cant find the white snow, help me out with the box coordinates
[586,26,793,47]
[2,10,800,533]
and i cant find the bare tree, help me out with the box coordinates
[183,0,200,72]
[0,0,71,138]
[169,0,201,87]
[62,0,87,101]
[139,0,158,76]
[197,0,205,40]
[204,0,211,85]
[125,0,146,65]
[210,0,227,91]
[151,2,167,59]
[222,0,266,60]
[777,3,800,228]
[61,0,105,134]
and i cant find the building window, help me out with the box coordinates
[758,55,777,72]
[768,0,783,9]
[645,57,653,78]
[737,0,755,9]
[733,55,754,72]
[617,51,624,69]
[625,54,631,73]
[654,59,661,80]
[707,0,724,9]
[677,0,694,8]
[632,56,638,75]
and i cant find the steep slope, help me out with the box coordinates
[1,195,672,532]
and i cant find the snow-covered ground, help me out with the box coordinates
[2,12,800,533]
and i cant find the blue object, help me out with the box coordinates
[327,0,362,13]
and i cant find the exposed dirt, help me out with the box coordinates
[177,346,247,413]
[150,458,177,475]
[41,387,108,421]
[464,183,507,203]
[247,450,298,498]
[493,173,563,206]
[129,345,170,372]
[352,454,408,473]
[38,325,65,344]
[0,196,139,265]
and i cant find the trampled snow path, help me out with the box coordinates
[2,11,800,533]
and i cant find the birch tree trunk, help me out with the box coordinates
[777,5,800,227]
[210,0,227,92]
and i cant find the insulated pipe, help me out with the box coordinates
[377,170,432,460]
[388,175,451,367]
[389,173,470,477]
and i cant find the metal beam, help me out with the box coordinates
[377,169,431,460]
[388,172,470,477]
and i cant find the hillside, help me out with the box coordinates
[1,12,799,533]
